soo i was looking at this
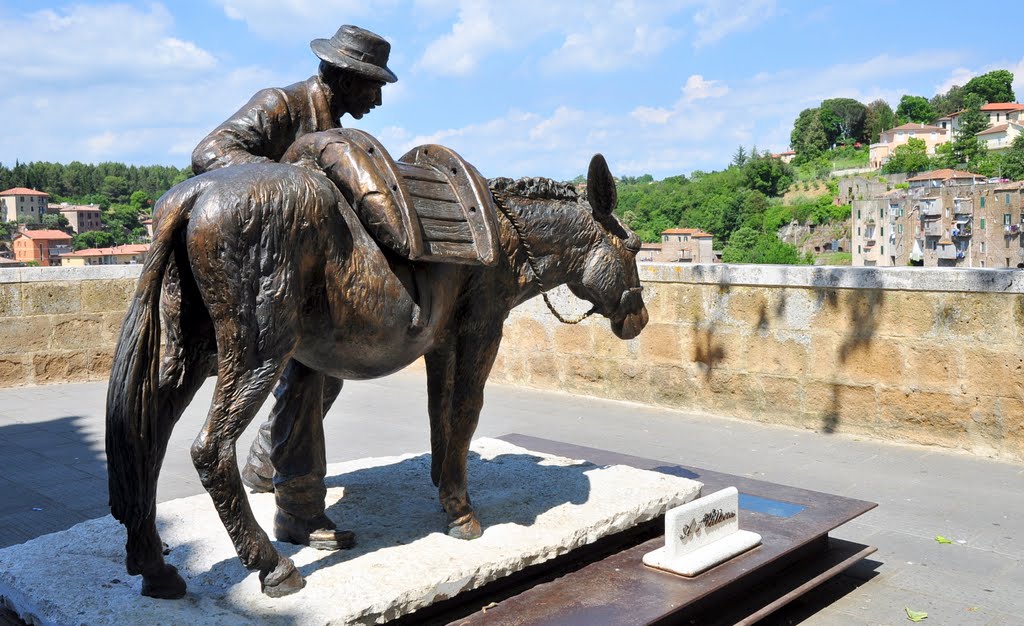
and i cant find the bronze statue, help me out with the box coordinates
[192,24,395,174]
[106,133,647,598]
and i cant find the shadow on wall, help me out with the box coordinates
[0,416,109,548]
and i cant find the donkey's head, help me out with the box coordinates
[569,154,649,340]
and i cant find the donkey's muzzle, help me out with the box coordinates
[611,286,648,340]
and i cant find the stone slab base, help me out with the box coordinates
[0,438,701,626]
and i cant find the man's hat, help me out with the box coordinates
[311,25,397,84]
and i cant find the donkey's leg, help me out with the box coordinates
[191,350,304,597]
[425,343,456,488]
[270,360,353,550]
[437,325,503,539]
[126,258,216,599]
[241,362,343,493]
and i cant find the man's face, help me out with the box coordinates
[336,75,385,120]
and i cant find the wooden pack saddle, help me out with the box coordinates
[339,128,500,266]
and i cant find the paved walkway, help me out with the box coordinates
[1,372,1021,625]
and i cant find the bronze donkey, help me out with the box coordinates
[105,147,648,599]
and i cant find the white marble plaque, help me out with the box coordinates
[643,486,761,577]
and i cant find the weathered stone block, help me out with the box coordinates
[647,364,701,407]
[870,291,940,338]
[50,315,106,350]
[902,342,959,390]
[637,323,682,364]
[552,324,593,356]
[81,279,135,313]
[834,336,903,386]
[931,292,1015,342]
[878,389,969,448]
[962,348,1024,399]
[0,283,23,317]
[689,327,743,373]
[0,316,50,355]
[724,288,771,329]
[527,353,560,388]
[33,351,93,383]
[559,355,611,396]
[503,318,550,352]
[0,355,30,387]
[744,334,808,377]
[22,282,81,315]
[803,381,877,434]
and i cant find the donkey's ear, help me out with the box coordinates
[587,153,617,217]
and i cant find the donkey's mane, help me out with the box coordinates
[488,176,579,202]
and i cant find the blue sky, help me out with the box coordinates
[1,1,1021,180]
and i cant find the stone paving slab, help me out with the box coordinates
[0,438,700,626]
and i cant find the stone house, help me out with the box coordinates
[976,122,1024,153]
[852,176,1024,268]
[60,244,150,266]
[1,187,50,224]
[869,124,948,169]
[56,203,104,233]
[639,228,715,263]
[12,230,73,267]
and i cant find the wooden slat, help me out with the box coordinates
[424,240,478,259]
[414,197,464,221]
[406,177,458,203]
[420,217,474,243]
[396,162,447,184]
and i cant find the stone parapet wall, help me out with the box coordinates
[2,264,1022,460]
[0,266,141,387]
[490,264,1024,461]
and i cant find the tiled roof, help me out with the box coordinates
[60,244,149,257]
[884,123,945,133]
[57,204,102,212]
[661,228,713,237]
[0,187,49,197]
[906,169,986,182]
[14,229,72,240]
[977,123,1009,136]
[980,102,1024,112]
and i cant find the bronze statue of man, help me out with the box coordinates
[192,24,396,174]
[190,24,397,550]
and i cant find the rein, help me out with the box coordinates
[492,193,598,325]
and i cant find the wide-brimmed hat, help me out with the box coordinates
[311,25,397,83]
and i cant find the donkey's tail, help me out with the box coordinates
[105,179,203,526]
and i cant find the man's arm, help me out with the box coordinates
[191,88,294,174]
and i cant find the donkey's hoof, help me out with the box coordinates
[141,564,187,599]
[447,514,482,540]
[274,511,353,551]
[261,557,305,598]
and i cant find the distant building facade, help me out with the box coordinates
[12,230,73,267]
[639,228,715,263]
[60,244,150,266]
[869,124,948,169]
[852,173,1024,268]
[1,187,50,224]
[56,203,104,233]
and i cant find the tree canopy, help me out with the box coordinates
[895,95,936,124]
[963,70,1016,104]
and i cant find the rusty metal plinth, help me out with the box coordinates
[411,435,877,626]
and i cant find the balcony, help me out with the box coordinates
[936,246,959,260]
[1005,224,1021,237]
[953,225,972,238]
[921,220,943,237]
[953,199,973,215]
[918,202,941,217]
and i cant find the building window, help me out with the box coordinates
[857,209,861,219]
[981,197,986,208]
[857,227,861,236]
[1005,214,1012,225]
[981,242,986,252]
[981,218,986,229]
[1007,194,1012,204]
[881,245,884,254]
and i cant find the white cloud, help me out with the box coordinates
[0,4,216,85]
[692,0,776,49]
[935,58,1024,101]
[681,74,729,102]
[213,0,399,39]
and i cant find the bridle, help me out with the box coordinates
[493,192,642,326]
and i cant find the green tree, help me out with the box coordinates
[820,98,868,144]
[865,99,898,143]
[102,203,145,244]
[930,85,965,118]
[963,69,1016,104]
[100,175,130,204]
[129,190,152,212]
[40,213,74,234]
[73,230,115,250]
[1001,134,1024,181]
[953,94,988,165]
[731,145,749,167]
[882,138,931,174]
[790,108,829,162]
[896,95,936,124]
[743,156,794,197]
[721,226,760,263]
